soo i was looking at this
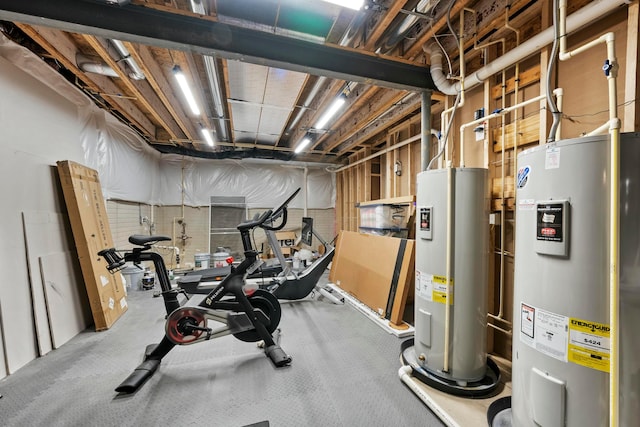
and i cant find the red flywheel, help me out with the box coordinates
[166,307,207,344]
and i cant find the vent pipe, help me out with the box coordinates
[423,0,629,95]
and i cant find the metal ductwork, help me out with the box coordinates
[190,0,229,142]
[376,0,439,55]
[110,39,144,80]
[76,40,144,80]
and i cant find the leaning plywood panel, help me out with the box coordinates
[21,211,77,356]
[330,230,414,328]
[56,161,127,330]
[39,251,92,348]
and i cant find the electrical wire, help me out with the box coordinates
[547,0,562,142]
[562,99,636,122]
[430,30,454,77]
[427,90,461,170]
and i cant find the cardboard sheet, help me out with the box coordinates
[330,231,414,327]
[57,161,127,330]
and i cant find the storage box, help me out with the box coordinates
[275,231,297,247]
[358,204,407,229]
[56,161,127,330]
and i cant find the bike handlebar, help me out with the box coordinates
[236,188,300,232]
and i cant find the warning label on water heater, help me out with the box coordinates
[416,270,453,305]
[568,317,610,373]
[520,303,611,372]
[536,203,564,242]
[519,302,568,362]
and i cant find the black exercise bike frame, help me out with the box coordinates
[99,188,300,393]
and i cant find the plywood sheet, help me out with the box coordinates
[330,230,414,326]
[39,252,92,348]
[21,211,73,356]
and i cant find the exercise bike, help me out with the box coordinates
[98,189,300,393]
[177,219,337,301]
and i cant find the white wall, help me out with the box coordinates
[0,54,86,375]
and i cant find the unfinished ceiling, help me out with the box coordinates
[0,0,591,164]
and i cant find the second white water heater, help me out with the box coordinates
[412,167,491,386]
[511,133,640,426]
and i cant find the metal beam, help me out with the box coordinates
[0,0,435,92]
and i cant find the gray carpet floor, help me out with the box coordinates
[0,275,444,427]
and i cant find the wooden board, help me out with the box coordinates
[492,114,540,152]
[21,211,73,356]
[329,230,414,327]
[491,176,515,200]
[39,252,92,348]
[403,355,512,427]
[491,64,541,99]
[56,161,127,330]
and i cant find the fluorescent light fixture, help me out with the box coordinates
[200,127,215,146]
[294,137,311,154]
[173,65,200,116]
[314,96,346,130]
[321,0,364,10]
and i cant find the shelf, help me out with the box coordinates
[356,195,415,207]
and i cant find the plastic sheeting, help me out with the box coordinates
[1,33,335,208]
[80,109,161,202]
[155,156,335,208]
[80,115,336,208]
[82,114,336,208]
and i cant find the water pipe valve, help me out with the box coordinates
[603,59,612,77]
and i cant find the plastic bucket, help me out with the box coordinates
[121,264,144,290]
[212,248,230,268]
[195,253,210,269]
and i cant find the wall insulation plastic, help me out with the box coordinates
[0,34,335,209]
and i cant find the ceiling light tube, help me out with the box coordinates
[314,96,346,130]
[200,127,215,146]
[321,0,364,10]
[294,137,311,154]
[173,65,201,116]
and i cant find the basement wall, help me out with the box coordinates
[106,201,335,272]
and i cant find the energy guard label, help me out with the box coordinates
[568,318,610,373]
[415,270,453,305]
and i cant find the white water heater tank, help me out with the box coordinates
[512,133,640,426]
[414,167,489,382]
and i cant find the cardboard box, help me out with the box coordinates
[275,231,297,248]
[56,161,127,330]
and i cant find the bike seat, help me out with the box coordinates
[129,234,171,246]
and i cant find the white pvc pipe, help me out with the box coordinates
[423,0,629,96]
[459,92,562,167]
[557,1,621,424]
[332,134,421,172]
[397,366,461,427]
[76,54,120,77]
[443,163,453,373]
[555,88,564,140]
